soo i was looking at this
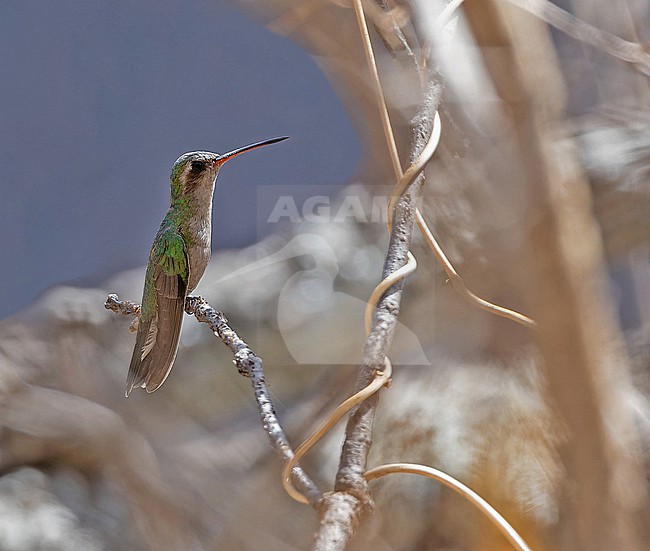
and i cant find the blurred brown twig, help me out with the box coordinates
[508,0,650,75]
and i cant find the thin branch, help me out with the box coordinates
[357,0,536,330]
[312,2,440,548]
[354,0,403,180]
[507,0,650,76]
[290,1,534,546]
[104,293,322,506]
[367,0,419,66]
[415,209,537,329]
[282,358,392,504]
[364,255,417,334]
[438,0,466,28]
[365,463,532,551]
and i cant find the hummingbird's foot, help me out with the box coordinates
[185,295,208,314]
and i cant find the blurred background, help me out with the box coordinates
[0,0,360,319]
[1,0,649,550]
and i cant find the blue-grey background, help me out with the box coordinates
[0,0,359,318]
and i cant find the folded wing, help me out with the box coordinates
[126,230,189,395]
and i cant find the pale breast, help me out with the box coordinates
[185,212,212,292]
[183,184,216,293]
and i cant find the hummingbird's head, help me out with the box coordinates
[169,137,289,200]
[169,151,221,200]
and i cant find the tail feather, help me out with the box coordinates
[125,294,185,396]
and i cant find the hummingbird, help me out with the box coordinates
[126,136,288,396]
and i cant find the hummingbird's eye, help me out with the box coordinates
[190,160,206,174]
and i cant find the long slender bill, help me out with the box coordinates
[216,136,289,165]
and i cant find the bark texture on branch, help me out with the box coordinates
[312,42,442,547]
[105,293,322,506]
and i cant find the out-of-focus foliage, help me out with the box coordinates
[1,0,649,549]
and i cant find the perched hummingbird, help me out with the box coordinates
[126,136,288,396]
